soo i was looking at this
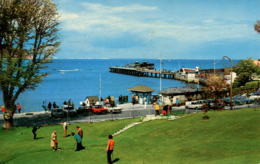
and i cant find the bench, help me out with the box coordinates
[168,109,186,116]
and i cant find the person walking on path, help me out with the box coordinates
[176,98,180,107]
[71,132,84,151]
[106,134,114,164]
[51,130,60,152]
[62,121,67,138]
[17,103,21,114]
[32,127,39,140]
[154,103,160,116]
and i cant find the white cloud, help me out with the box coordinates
[59,3,258,45]
[82,3,158,13]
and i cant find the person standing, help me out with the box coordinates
[176,98,180,107]
[71,132,84,151]
[168,105,172,114]
[48,102,52,110]
[154,103,160,116]
[62,121,67,138]
[76,126,83,139]
[132,95,136,104]
[107,134,114,164]
[162,105,168,116]
[51,130,60,152]
[17,103,21,113]
[53,102,56,109]
[32,127,39,140]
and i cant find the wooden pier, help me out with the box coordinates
[109,66,175,79]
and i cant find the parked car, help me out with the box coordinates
[222,98,235,106]
[91,105,108,114]
[206,99,224,109]
[51,109,66,118]
[75,106,93,115]
[232,97,245,105]
[185,101,204,109]
[104,104,122,113]
[61,105,77,117]
[67,109,77,117]
[233,95,254,104]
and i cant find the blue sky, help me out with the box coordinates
[54,0,260,59]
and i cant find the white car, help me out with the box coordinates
[104,104,122,113]
[185,100,204,109]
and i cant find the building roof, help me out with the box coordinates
[158,86,202,95]
[127,85,156,92]
[86,96,99,102]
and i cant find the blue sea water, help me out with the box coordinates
[0,59,239,112]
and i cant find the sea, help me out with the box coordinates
[0,59,239,112]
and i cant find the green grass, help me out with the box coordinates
[1,109,260,164]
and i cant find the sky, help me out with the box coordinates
[54,0,260,59]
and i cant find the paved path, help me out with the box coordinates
[1,102,259,127]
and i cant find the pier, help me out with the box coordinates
[109,61,230,85]
[109,66,175,79]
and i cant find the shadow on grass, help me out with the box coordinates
[36,137,44,139]
[112,158,120,163]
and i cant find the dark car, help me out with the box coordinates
[233,95,253,104]
[61,105,77,117]
[67,109,77,117]
[206,99,224,109]
[222,98,235,106]
[75,106,93,115]
[51,109,66,118]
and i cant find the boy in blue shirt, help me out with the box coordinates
[71,132,84,151]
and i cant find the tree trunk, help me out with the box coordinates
[4,107,15,130]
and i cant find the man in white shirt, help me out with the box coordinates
[62,121,67,138]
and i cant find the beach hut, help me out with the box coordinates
[127,85,156,105]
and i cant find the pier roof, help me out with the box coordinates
[127,85,156,93]
[158,86,202,95]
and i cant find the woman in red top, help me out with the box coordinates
[106,135,114,164]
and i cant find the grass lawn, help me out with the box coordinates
[1,109,260,164]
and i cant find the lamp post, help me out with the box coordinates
[159,59,162,92]
[214,57,221,76]
[222,56,233,110]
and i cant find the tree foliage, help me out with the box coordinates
[203,75,229,109]
[0,0,60,129]
[233,58,260,87]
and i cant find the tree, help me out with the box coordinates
[0,0,60,129]
[233,58,260,87]
[203,75,229,109]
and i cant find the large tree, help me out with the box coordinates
[233,58,260,87]
[203,75,229,109]
[0,0,60,129]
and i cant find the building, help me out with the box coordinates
[81,96,100,106]
[127,85,156,104]
[158,86,203,106]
